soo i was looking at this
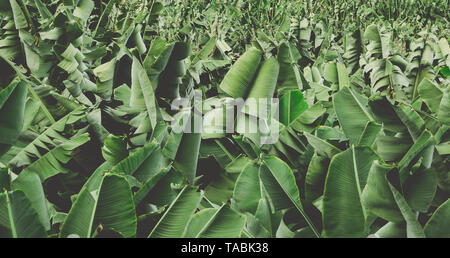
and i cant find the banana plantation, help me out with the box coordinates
[0,0,449,238]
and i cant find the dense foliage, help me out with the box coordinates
[0,0,449,238]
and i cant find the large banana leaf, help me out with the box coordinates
[173,112,202,184]
[403,168,437,212]
[279,90,308,126]
[143,37,174,85]
[343,30,363,73]
[0,189,46,237]
[323,146,378,237]
[73,0,94,26]
[277,42,303,94]
[202,106,227,139]
[148,185,202,238]
[333,87,373,144]
[94,174,137,238]
[386,170,425,238]
[0,78,27,156]
[190,204,246,238]
[358,121,382,146]
[361,161,403,222]
[323,62,349,90]
[376,134,412,162]
[60,173,137,238]
[233,161,261,213]
[418,78,443,114]
[183,208,217,238]
[260,155,320,237]
[244,57,279,118]
[93,58,116,100]
[11,170,50,230]
[162,110,191,159]
[305,153,329,201]
[368,96,405,133]
[364,24,390,58]
[424,199,450,238]
[244,212,272,238]
[439,87,450,125]
[134,166,171,206]
[247,57,279,100]
[219,47,262,98]
[131,56,158,129]
[393,104,425,141]
[397,129,433,182]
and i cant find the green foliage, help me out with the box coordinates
[0,0,448,238]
